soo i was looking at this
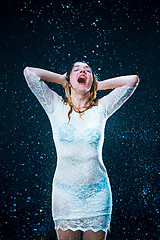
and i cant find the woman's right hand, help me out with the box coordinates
[61,72,67,89]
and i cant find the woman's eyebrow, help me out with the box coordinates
[84,66,90,69]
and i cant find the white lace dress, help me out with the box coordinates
[24,68,138,233]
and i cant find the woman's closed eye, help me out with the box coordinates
[74,69,91,73]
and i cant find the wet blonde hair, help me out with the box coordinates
[63,62,98,122]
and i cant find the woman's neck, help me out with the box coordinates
[71,90,90,110]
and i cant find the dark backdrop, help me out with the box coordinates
[0,0,159,239]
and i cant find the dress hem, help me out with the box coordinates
[54,214,111,233]
[54,226,110,233]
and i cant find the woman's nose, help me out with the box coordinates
[80,69,86,73]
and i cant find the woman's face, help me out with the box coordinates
[69,62,93,93]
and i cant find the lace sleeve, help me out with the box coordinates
[99,82,139,119]
[24,67,62,115]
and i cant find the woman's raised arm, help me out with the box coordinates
[23,67,66,115]
[98,75,140,119]
[23,67,67,89]
[97,75,139,91]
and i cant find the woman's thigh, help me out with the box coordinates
[83,230,107,240]
[56,229,82,240]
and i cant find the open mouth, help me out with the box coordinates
[77,75,87,84]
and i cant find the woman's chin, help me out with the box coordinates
[71,83,91,94]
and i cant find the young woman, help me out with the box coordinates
[23,62,139,240]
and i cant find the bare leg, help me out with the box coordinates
[83,230,107,240]
[56,229,82,240]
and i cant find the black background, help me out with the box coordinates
[0,0,159,239]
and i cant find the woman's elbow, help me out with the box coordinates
[23,66,30,75]
[127,75,140,87]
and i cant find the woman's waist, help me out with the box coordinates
[56,155,106,168]
[56,154,104,168]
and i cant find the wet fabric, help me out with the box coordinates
[54,214,111,232]
[24,67,138,232]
